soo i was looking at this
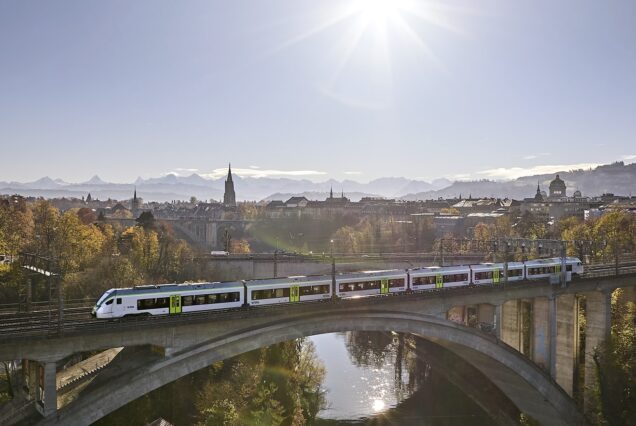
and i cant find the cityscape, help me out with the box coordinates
[1,1,636,426]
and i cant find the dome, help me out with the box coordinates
[573,190,582,198]
[549,174,566,198]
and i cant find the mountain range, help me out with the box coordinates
[1,162,635,203]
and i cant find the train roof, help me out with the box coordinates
[471,262,525,271]
[111,281,244,296]
[525,257,581,265]
[410,265,470,274]
[244,275,332,288]
[335,270,407,280]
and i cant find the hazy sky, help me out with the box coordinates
[1,0,635,183]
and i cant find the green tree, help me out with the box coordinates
[592,289,636,425]
[200,399,240,425]
[594,209,635,267]
[135,211,156,230]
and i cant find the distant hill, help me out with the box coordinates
[400,162,636,200]
[1,161,634,202]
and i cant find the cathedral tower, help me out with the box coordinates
[223,164,236,207]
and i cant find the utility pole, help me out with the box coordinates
[439,238,444,267]
[274,237,278,278]
[561,240,567,288]
[504,241,510,287]
[330,240,336,300]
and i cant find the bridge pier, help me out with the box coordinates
[494,303,502,339]
[555,294,578,397]
[22,359,58,418]
[583,290,611,416]
[532,297,550,370]
[501,300,520,351]
[41,361,57,418]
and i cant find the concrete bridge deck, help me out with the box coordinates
[1,267,634,425]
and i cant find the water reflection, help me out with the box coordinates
[312,332,417,420]
[314,332,499,425]
[98,332,501,425]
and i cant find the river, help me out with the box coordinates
[98,332,499,425]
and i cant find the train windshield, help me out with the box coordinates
[95,290,114,308]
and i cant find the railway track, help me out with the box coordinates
[1,264,635,340]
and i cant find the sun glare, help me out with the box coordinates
[266,0,469,108]
[354,0,400,25]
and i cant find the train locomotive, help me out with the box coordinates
[92,257,583,319]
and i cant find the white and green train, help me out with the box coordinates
[92,257,583,319]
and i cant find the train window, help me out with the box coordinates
[195,295,206,305]
[389,278,404,288]
[105,299,113,305]
[508,269,522,277]
[252,288,289,300]
[137,298,169,310]
[444,273,468,282]
[182,296,193,306]
[413,276,436,285]
[116,298,122,304]
[566,265,572,272]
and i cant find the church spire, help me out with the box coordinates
[223,163,236,207]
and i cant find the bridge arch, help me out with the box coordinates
[45,311,584,426]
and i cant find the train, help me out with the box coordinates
[92,257,584,319]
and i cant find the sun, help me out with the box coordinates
[264,0,470,108]
[353,0,401,25]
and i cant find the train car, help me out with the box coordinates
[335,270,408,298]
[92,281,244,319]
[409,265,471,291]
[245,275,332,306]
[568,257,584,276]
[471,262,525,285]
[525,257,584,282]
[525,257,572,281]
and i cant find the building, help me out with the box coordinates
[520,175,601,221]
[548,174,567,199]
[223,164,236,207]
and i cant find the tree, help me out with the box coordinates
[592,289,636,425]
[135,211,156,230]
[77,207,97,225]
[594,209,635,268]
[127,227,160,273]
[53,211,105,274]
[200,400,239,425]
[0,196,33,255]
[230,239,251,254]
[30,200,60,256]
[331,226,358,253]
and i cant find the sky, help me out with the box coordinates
[1,0,635,183]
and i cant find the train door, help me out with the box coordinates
[493,269,500,284]
[435,274,443,289]
[380,279,389,294]
[112,297,124,316]
[169,295,182,314]
[290,285,300,302]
